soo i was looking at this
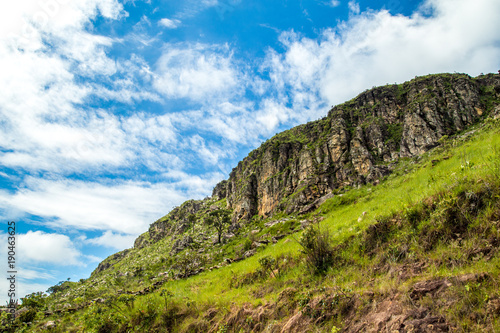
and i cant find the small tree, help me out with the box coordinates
[205,209,231,243]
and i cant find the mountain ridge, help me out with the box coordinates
[136,72,499,251]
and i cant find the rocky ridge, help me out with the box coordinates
[137,73,499,249]
[224,73,500,221]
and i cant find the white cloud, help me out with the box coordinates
[18,268,55,281]
[0,49,175,173]
[84,254,103,264]
[265,0,500,108]
[153,43,240,101]
[330,0,341,7]
[87,231,137,250]
[162,170,226,196]
[187,135,230,166]
[159,18,181,29]
[0,0,178,177]
[0,1,134,174]
[0,0,124,43]
[174,0,222,20]
[18,231,82,266]
[0,109,130,172]
[348,1,360,14]
[0,178,190,235]
[255,99,294,133]
[0,231,60,302]
[3,281,53,303]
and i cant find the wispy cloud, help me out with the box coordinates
[87,231,137,250]
[258,23,281,34]
[0,178,190,234]
[174,0,219,19]
[0,1,160,176]
[348,1,360,14]
[159,18,181,29]
[330,0,341,7]
[18,268,55,281]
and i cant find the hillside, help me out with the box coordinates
[3,72,500,332]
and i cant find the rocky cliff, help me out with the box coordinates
[223,73,500,220]
[140,73,500,246]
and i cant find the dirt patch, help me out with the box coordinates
[280,311,311,333]
[410,279,452,300]
[347,294,450,333]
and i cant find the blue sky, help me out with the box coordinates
[0,0,499,302]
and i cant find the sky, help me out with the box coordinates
[0,0,499,303]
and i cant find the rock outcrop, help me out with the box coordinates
[223,73,500,220]
[138,73,500,245]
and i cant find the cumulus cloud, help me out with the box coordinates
[0,51,176,174]
[0,1,180,177]
[265,0,500,108]
[0,1,136,174]
[153,43,240,101]
[18,231,82,266]
[0,0,124,43]
[255,100,294,133]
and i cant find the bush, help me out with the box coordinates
[298,225,335,275]
[20,292,47,311]
[17,308,37,323]
[172,251,205,278]
[258,256,280,278]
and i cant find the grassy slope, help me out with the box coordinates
[4,116,500,331]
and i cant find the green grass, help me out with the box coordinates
[157,119,500,329]
[7,119,500,332]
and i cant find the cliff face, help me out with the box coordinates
[138,73,500,246]
[224,73,500,220]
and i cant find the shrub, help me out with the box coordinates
[243,237,253,252]
[258,256,280,278]
[298,225,335,275]
[362,215,394,254]
[17,308,37,323]
[20,292,47,311]
[172,251,205,278]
